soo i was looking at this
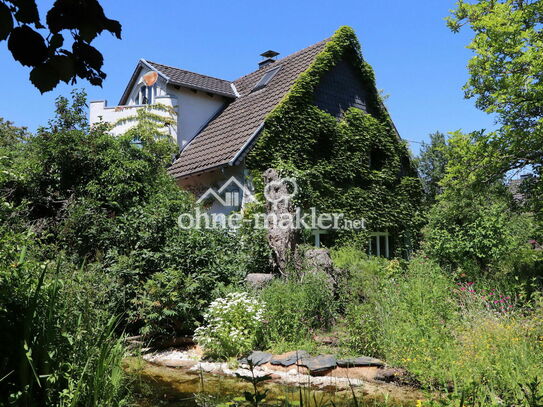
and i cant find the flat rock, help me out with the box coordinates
[374,369,398,383]
[270,350,310,367]
[299,355,337,374]
[245,273,274,288]
[336,356,384,368]
[239,351,273,366]
[313,335,339,346]
[161,359,198,368]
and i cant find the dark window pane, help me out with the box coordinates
[379,235,387,257]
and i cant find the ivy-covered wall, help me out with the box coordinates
[245,26,424,257]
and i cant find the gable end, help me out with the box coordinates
[313,59,371,118]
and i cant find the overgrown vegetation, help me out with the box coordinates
[333,248,543,405]
[246,26,424,256]
[0,91,253,404]
[0,229,129,406]
[2,10,543,407]
[259,271,336,349]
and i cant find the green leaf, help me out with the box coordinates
[10,0,41,26]
[8,25,48,67]
[0,2,13,41]
[30,63,60,93]
[49,55,74,84]
[46,0,121,40]
[48,33,63,50]
[73,41,103,70]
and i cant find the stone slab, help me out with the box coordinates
[337,356,384,368]
[239,351,273,366]
[270,350,310,367]
[299,355,337,374]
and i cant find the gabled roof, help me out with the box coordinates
[168,39,329,179]
[145,61,236,98]
[118,59,236,105]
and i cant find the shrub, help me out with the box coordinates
[0,231,129,406]
[423,188,535,277]
[194,292,265,359]
[128,228,247,337]
[259,271,336,347]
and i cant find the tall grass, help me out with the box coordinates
[331,247,543,404]
[0,241,130,406]
[259,271,336,350]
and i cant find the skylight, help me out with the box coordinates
[252,65,281,92]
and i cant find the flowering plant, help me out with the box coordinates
[456,282,515,316]
[194,292,265,359]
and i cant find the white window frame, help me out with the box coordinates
[311,229,329,248]
[368,231,390,258]
[136,84,155,105]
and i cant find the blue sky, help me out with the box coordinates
[0,0,497,154]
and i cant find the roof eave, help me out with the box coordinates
[170,122,264,180]
[170,161,230,180]
[118,59,170,105]
[168,80,237,99]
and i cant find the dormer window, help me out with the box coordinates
[252,65,281,92]
[138,85,155,105]
[140,86,148,104]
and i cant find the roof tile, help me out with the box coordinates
[168,39,329,178]
[146,61,236,98]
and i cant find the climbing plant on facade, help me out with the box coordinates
[246,26,424,256]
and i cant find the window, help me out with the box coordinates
[223,186,242,208]
[252,66,281,92]
[138,84,155,105]
[311,229,330,248]
[369,147,386,171]
[368,231,390,258]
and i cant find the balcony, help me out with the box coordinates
[89,95,178,141]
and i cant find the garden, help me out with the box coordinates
[1,0,543,406]
[0,87,542,406]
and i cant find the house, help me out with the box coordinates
[196,176,254,215]
[90,26,423,256]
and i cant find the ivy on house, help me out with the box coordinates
[246,26,424,257]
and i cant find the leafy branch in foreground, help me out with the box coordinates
[1,0,122,92]
[446,0,543,221]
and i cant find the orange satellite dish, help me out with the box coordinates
[143,71,158,86]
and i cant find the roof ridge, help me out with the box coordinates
[232,37,331,84]
[168,35,331,178]
[145,60,232,84]
[145,37,331,87]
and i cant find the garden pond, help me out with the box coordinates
[126,358,423,407]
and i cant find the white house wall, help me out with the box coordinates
[166,85,227,148]
[177,163,248,216]
[89,95,178,141]
[89,64,229,150]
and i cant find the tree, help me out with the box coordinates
[0,118,28,147]
[446,0,543,220]
[416,132,448,203]
[423,185,534,275]
[422,131,541,277]
[1,90,181,254]
[0,0,121,92]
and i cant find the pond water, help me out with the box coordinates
[126,358,421,407]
